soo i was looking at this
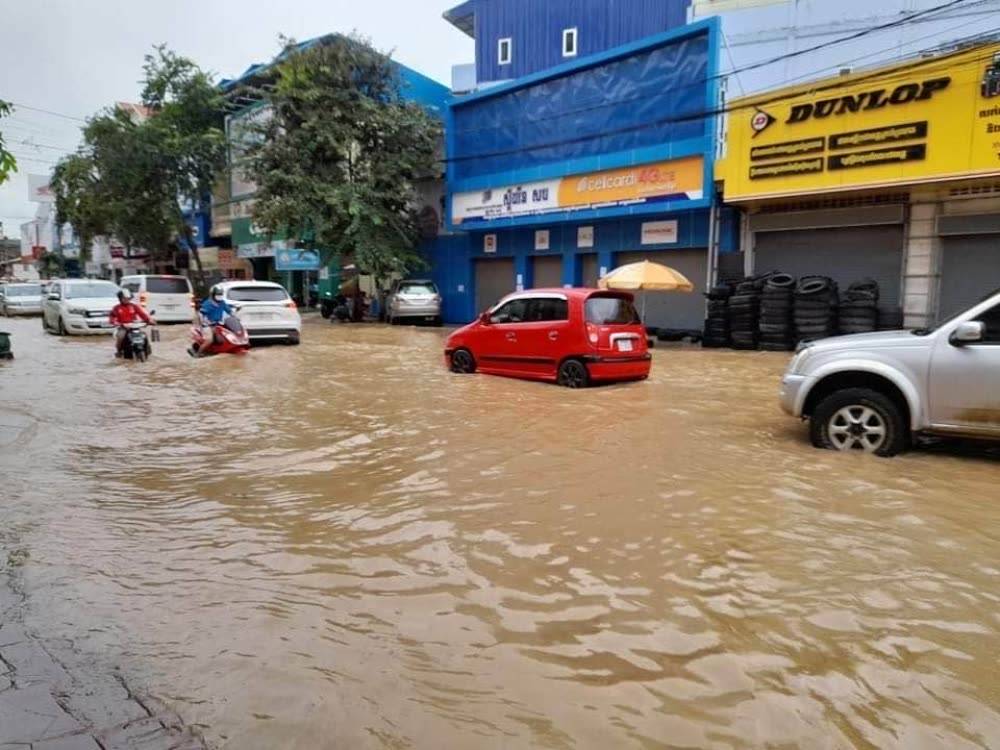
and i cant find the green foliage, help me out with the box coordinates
[245,35,442,290]
[50,47,225,278]
[0,100,17,185]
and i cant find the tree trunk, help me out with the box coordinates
[183,224,206,293]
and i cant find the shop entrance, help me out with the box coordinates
[474,258,515,314]
[531,256,562,288]
[939,235,1000,320]
[614,250,707,330]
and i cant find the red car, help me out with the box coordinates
[445,288,651,387]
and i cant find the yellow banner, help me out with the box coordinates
[717,43,1000,200]
[557,155,704,208]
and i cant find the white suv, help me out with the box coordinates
[218,281,301,345]
[42,279,121,335]
[781,290,1000,456]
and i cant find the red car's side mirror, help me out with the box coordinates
[479,311,492,325]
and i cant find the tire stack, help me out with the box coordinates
[794,276,839,343]
[878,307,905,331]
[758,273,796,351]
[838,279,879,335]
[729,276,764,350]
[702,283,732,348]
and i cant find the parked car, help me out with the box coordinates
[218,281,301,345]
[1,282,44,316]
[781,288,1000,456]
[445,288,651,387]
[387,279,442,326]
[120,274,195,323]
[42,279,121,335]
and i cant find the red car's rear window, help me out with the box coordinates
[585,296,640,325]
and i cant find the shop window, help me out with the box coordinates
[562,28,578,58]
[498,37,512,66]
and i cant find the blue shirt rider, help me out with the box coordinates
[200,287,234,324]
[189,286,235,357]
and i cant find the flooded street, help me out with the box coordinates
[1,314,999,749]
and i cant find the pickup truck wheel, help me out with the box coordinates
[810,388,907,457]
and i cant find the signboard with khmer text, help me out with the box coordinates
[718,43,1000,200]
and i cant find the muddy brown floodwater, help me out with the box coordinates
[1,314,999,749]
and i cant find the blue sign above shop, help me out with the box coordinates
[275,248,321,271]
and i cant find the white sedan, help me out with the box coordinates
[217,281,302,345]
[42,279,121,335]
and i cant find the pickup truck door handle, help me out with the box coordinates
[506,332,517,341]
[548,331,559,340]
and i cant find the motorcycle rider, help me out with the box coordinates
[190,285,235,356]
[109,289,154,357]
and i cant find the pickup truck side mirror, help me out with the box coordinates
[479,311,492,325]
[48,293,61,301]
[949,320,985,346]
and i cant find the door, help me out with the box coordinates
[614,250,707,330]
[580,254,599,287]
[44,282,61,328]
[938,235,1000,321]
[515,296,571,378]
[531,256,562,289]
[474,258,515,317]
[755,226,905,307]
[928,299,1000,433]
[478,297,531,376]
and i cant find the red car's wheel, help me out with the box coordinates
[450,348,476,374]
[557,359,589,388]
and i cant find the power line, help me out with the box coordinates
[444,38,999,164]
[717,0,977,82]
[7,138,78,153]
[4,102,87,123]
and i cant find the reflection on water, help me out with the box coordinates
[1,316,998,749]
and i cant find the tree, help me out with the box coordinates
[245,35,442,300]
[0,100,17,184]
[50,47,226,286]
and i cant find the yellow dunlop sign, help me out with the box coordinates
[717,43,1000,200]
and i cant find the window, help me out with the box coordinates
[5,285,41,297]
[491,298,528,323]
[397,282,438,296]
[498,37,512,66]
[121,282,141,294]
[526,298,569,322]
[585,296,640,325]
[147,277,191,294]
[562,28,578,58]
[65,281,119,299]
[227,286,290,302]
[974,302,1000,343]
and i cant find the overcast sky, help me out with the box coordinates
[0,0,473,238]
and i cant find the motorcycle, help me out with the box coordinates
[189,314,250,357]
[118,312,158,363]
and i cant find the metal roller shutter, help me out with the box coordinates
[754,226,904,306]
[939,235,1000,320]
[580,253,599,287]
[474,258,515,313]
[614,249,707,330]
[531,256,562,288]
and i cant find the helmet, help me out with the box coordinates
[210,285,224,299]
[117,289,132,301]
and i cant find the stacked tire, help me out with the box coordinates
[838,279,879,335]
[702,283,732,348]
[878,307,905,331]
[794,276,839,343]
[729,277,764,350]
[758,273,796,351]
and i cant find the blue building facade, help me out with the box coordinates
[444,0,690,85]
[430,17,738,327]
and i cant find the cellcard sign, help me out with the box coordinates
[452,156,704,224]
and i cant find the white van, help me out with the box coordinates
[120,274,195,323]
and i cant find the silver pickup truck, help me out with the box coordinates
[781,290,1000,456]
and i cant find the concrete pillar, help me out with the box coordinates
[901,197,942,328]
[513,254,529,291]
[597,249,614,278]
[561,251,575,287]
